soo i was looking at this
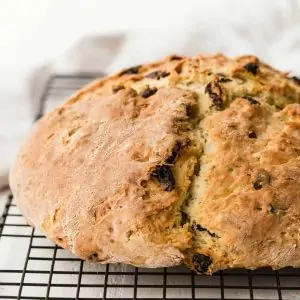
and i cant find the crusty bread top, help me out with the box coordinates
[9,54,300,273]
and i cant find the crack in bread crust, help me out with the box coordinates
[9,54,300,273]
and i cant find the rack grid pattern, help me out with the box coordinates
[1,74,300,300]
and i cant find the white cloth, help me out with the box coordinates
[1,0,300,188]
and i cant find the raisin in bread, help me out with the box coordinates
[9,54,300,274]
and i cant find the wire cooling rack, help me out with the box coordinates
[1,74,300,300]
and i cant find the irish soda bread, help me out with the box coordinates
[9,54,300,274]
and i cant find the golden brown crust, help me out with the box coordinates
[9,53,300,273]
[187,100,300,273]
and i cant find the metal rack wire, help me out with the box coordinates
[1,74,300,300]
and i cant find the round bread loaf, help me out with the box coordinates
[9,54,300,274]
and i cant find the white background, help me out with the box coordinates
[0,0,300,187]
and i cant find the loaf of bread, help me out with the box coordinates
[9,54,300,274]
